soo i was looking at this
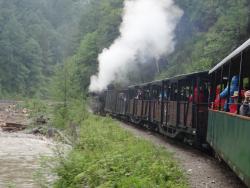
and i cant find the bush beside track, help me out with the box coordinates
[53,115,188,188]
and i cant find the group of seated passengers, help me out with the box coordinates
[135,90,150,100]
[212,75,250,117]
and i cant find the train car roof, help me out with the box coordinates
[209,38,250,74]
[147,80,162,86]
[163,71,208,82]
[128,82,150,88]
[128,71,208,88]
[128,80,162,88]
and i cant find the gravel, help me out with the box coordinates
[120,123,247,188]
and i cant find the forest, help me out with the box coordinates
[0,0,85,97]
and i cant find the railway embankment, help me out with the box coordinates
[120,122,247,188]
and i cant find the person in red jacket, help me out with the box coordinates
[189,86,205,103]
[229,91,239,113]
[213,86,226,110]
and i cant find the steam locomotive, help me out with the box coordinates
[94,38,250,187]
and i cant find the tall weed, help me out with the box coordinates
[54,115,188,188]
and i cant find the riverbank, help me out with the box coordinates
[0,101,56,188]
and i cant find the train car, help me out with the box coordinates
[88,92,106,114]
[158,72,210,146]
[126,84,150,123]
[124,71,210,146]
[105,88,129,116]
[148,80,162,127]
[116,89,129,116]
[105,89,117,114]
[207,39,250,187]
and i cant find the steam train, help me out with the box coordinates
[94,39,250,187]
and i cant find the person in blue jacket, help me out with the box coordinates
[220,75,239,111]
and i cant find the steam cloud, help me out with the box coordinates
[89,0,183,92]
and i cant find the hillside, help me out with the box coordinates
[1,0,250,98]
[159,0,250,78]
[0,0,86,97]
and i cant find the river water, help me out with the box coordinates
[0,132,55,188]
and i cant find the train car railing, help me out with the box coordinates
[129,99,134,115]
[135,99,143,117]
[149,100,161,123]
[116,98,127,115]
[178,101,193,128]
[168,101,178,127]
[194,103,209,144]
[142,100,150,120]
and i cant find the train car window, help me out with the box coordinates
[144,89,150,100]
[199,81,209,103]
[135,89,143,99]
[171,83,177,101]
[188,78,204,104]
[181,86,187,101]
[152,89,157,100]
[239,50,250,116]
[129,89,136,99]
[155,86,161,100]
[187,85,192,100]
[162,85,168,100]
[167,85,171,100]
[179,82,191,101]
[210,49,250,116]
[170,83,174,101]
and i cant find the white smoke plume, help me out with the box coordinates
[89,0,183,92]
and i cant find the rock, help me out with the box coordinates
[31,127,43,135]
[22,108,28,114]
[48,128,56,137]
[36,115,47,124]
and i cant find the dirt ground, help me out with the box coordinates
[120,123,247,188]
[0,102,54,188]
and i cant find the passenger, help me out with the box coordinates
[213,86,226,110]
[135,89,142,99]
[240,90,250,116]
[229,91,239,113]
[189,86,205,103]
[220,75,239,111]
[159,91,167,100]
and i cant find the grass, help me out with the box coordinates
[17,99,50,118]
[53,115,188,188]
